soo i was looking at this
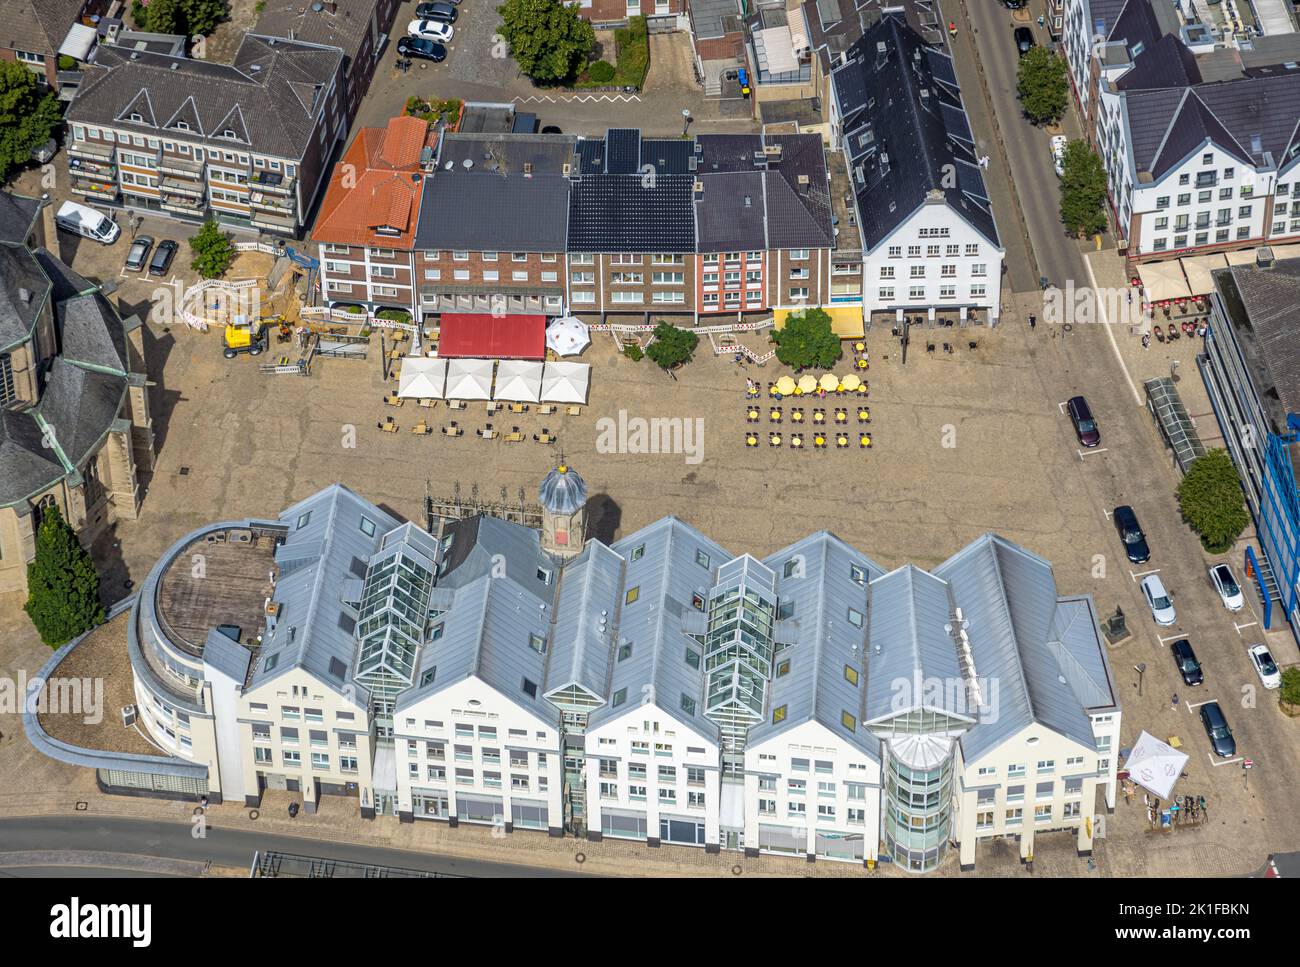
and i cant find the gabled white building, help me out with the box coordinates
[832,14,1005,326]
[1064,0,1300,259]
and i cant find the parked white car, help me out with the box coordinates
[1140,574,1177,626]
[407,18,453,42]
[1208,562,1245,612]
[1050,135,1068,177]
[1248,643,1282,689]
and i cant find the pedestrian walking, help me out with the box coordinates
[1171,692,1179,710]
[1142,332,1150,350]
[1029,313,1036,330]
[948,20,957,37]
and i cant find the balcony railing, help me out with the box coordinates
[68,139,116,161]
[161,194,205,215]
[250,170,296,195]
[158,155,205,177]
[160,177,204,198]
[250,209,297,232]
[249,191,295,214]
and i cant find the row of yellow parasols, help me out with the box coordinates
[775,373,863,395]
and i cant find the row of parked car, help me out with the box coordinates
[396,0,462,63]
[123,235,178,276]
[1065,394,1275,757]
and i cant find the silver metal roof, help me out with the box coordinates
[544,539,625,702]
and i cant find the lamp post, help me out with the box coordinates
[681,108,692,138]
[1134,663,1146,696]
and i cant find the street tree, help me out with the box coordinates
[1176,448,1249,553]
[189,220,236,279]
[645,321,699,370]
[498,0,596,84]
[770,307,843,370]
[24,506,105,648]
[1016,47,1068,125]
[1059,140,1109,237]
[0,61,62,183]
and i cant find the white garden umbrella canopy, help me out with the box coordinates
[397,356,446,398]
[546,316,590,357]
[1122,730,1189,801]
[444,358,495,400]
[494,359,544,402]
[540,361,590,404]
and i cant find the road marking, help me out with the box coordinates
[1208,754,1243,767]
[1083,253,1143,406]
[1235,619,1259,634]
[1057,400,1069,413]
[1156,632,1182,643]
[515,94,642,104]
[1186,698,1215,710]
[1077,447,1109,459]
[1130,568,1160,581]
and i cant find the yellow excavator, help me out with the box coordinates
[223,317,268,359]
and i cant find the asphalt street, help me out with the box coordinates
[0,816,584,878]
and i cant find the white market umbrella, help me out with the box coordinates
[546,316,590,357]
[397,356,446,398]
[540,361,590,404]
[494,359,544,402]
[444,358,495,401]
[1122,730,1189,801]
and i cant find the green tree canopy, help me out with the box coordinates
[645,321,699,370]
[189,220,235,279]
[1016,47,1068,125]
[498,0,596,84]
[1059,140,1109,237]
[133,0,227,36]
[25,506,105,648]
[1280,667,1300,709]
[1176,448,1249,553]
[770,307,843,370]
[0,61,62,183]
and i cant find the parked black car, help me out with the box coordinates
[1200,702,1236,757]
[1112,505,1150,564]
[1015,26,1036,56]
[1067,395,1101,447]
[148,239,178,277]
[1169,639,1203,686]
[414,1,457,22]
[416,0,460,10]
[397,36,447,62]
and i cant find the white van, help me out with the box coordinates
[55,201,120,244]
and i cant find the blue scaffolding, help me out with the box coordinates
[1255,414,1300,643]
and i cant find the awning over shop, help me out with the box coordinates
[1225,249,1260,265]
[437,313,545,360]
[1270,243,1300,261]
[59,23,97,60]
[773,305,864,338]
[1137,261,1192,302]
[1180,253,1228,296]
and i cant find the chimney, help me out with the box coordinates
[18,288,31,305]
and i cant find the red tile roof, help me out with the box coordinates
[311,115,435,248]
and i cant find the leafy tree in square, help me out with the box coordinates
[1176,449,1249,554]
[770,307,843,371]
[189,220,235,279]
[0,62,62,183]
[645,321,699,370]
[1016,47,1068,125]
[1059,140,1109,237]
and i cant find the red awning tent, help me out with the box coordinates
[437,313,546,360]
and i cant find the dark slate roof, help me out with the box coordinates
[415,172,569,252]
[605,128,643,174]
[834,15,1001,249]
[57,292,129,373]
[568,174,696,253]
[1127,74,1300,180]
[35,358,127,471]
[696,172,766,250]
[32,247,95,303]
[0,246,51,351]
[1107,0,1162,53]
[67,36,341,160]
[0,409,65,506]
[1114,33,1201,91]
[639,138,695,175]
[0,192,40,246]
[253,0,382,62]
[1214,259,1300,420]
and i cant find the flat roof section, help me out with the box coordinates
[155,530,279,656]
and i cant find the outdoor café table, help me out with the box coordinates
[769,433,782,447]
[380,422,399,434]
[854,342,866,353]
[538,405,557,416]
[747,408,760,423]
[790,409,804,423]
[834,409,848,424]
[858,407,870,422]
[813,410,826,424]
[746,434,758,448]
[769,408,782,423]
[814,435,827,449]
[859,434,872,448]
[510,403,529,414]
[855,358,868,370]
[836,434,849,448]
[790,434,804,449]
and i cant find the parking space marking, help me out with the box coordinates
[1130,568,1160,581]
[1156,633,1184,645]
[1057,400,1069,413]
[1208,754,1244,767]
[1077,447,1109,459]
[1234,620,1259,635]
[1185,698,1215,710]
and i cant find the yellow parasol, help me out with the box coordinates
[797,374,818,394]
[841,373,861,391]
[776,375,797,396]
[819,373,839,392]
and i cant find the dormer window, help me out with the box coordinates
[174,121,189,131]
[223,129,237,140]
[129,113,143,123]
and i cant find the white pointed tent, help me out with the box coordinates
[444,358,495,401]
[1122,730,1189,800]
[397,356,447,398]
[494,359,544,402]
[540,361,590,404]
[545,316,590,357]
